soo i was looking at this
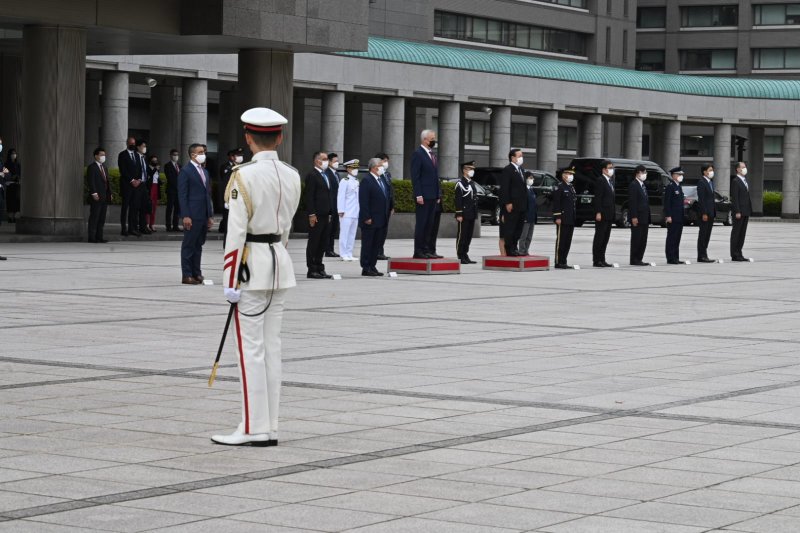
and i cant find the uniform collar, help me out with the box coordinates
[252,151,278,161]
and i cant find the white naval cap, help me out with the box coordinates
[241,107,288,134]
[343,159,360,168]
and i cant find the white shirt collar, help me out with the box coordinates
[704,176,712,182]
[371,173,381,181]
[737,174,746,180]
[421,144,431,154]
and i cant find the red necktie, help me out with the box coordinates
[430,151,437,168]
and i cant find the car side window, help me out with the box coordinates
[532,174,545,187]
[645,171,664,193]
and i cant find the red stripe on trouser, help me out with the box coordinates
[233,307,250,434]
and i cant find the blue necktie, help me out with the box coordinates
[378,178,387,197]
[321,170,329,189]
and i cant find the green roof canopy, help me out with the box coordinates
[338,37,800,100]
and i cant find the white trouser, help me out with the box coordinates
[233,288,287,435]
[339,216,358,258]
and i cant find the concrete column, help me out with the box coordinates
[536,109,558,174]
[18,26,86,237]
[100,71,129,169]
[782,126,800,218]
[403,103,419,179]
[714,123,732,198]
[624,117,643,160]
[218,89,240,158]
[181,78,208,163]
[84,76,101,165]
[150,85,180,164]
[490,106,511,168]
[580,114,602,157]
[320,91,345,157]
[344,100,363,160]
[238,49,293,162]
[662,120,681,170]
[1,55,22,155]
[438,101,460,179]
[291,94,305,167]
[649,122,663,165]
[382,96,405,175]
[748,127,765,215]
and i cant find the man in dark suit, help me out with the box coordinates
[117,136,139,236]
[664,167,686,264]
[132,139,151,235]
[359,158,390,276]
[518,171,538,255]
[628,164,650,265]
[165,148,181,231]
[375,152,395,260]
[87,147,111,243]
[178,143,214,285]
[324,152,341,258]
[553,167,577,268]
[593,160,616,267]
[410,129,441,258]
[697,163,717,262]
[499,148,529,256]
[730,161,753,261]
[218,148,243,236]
[305,151,334,279]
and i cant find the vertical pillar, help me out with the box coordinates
[100,71,129,169]
[382,96,405,173]
[403,102,420,179]
[344,100,363,159]
[490,106,511,168]
[18,26,86,237]
[181,78,208,162]
[438,101,460,179]
[662,120,681,170]
[84,76,101,165]
[218,89,241,159]
[537,110,558,174]
[150,85,180,165]
[580,114,602,157]
[624,117,643,160]
[714,123,732,198]
[782,126,800,218]
[749,127,765,215]
[238,49,293,162]
[1,55,22,155]
[321,91,345,156]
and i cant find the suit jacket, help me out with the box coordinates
[593,176,616,220]
[178,162,213,220]
[731,176,752,216]
[87,161,111,202]
[117,149,139,195]
[165,161,181,194]
[499,163,528,212]
[381,170,395,212]
[663,180,685,221]
[628,179,650,224]
[146,166,162,195]
[324,167,339,213]
[305,168,334,217]
[697,177,716,217]
[525,185,538,223]
[552,182,576,225]
[359,173,390,229]
[410,146,440,200]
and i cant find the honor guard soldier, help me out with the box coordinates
[664,167,686,264]
[214,107,301,447]
[553,167,577,269]
[337,159,360,262]
[455,161,478,264]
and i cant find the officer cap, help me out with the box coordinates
[561,166,576,175]
[241,107,288,134]
[461,160,477,169]
[669,166,684,175]
[344,159,360,168]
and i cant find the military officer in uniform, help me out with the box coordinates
[214,107,301,447]
[337,159,360,261]
[553,167,577,269]
[219,148,244,237]
[664,167,686,264]
[628,164,651,265]
[454,160,478,264]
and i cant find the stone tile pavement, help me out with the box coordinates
[1,222,800,531]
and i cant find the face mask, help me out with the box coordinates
[348,169,358,177]
[195,154,206,164]
[638,173,647,181]
[467,170,475,179]
[321,160,329,170]
[566,175,574,183]
[428,140,437,149]
[171,155,179,162]
[235,156,244,164]
[606,168,615,178]
[377,166,385,176]
[150,161,158,167]
[11,154,16,160]
[741,168,748,176]
[383,162,389,170]
[707,171,715,179]
[516,157,524,167]
[98,156,106,164]
[331,161,339,170]
[676,175,684,183]
[526,178,534,186]
[140,147,147,155]
[128,145,135,151]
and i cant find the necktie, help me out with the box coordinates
[320,170,329,189]
[198,165,206,188]
[99,164,107,182]
[743,178,749,190]
[378,177,387,197]
[430,151,437,168]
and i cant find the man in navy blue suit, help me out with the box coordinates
[178,143,214,284]
[664,167,686,264]
[410,129,441,258]
[696,163,717,262]
[359,158,390,276]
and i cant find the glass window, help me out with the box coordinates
[680,136,714,157]
[557,126,578,151]
[637,7,666,28]
[754,4,800,25]
[765,135,783,156]
[472,17,487,42]
[754,48,800,69]
[511,124,537,148]
[623,30,628,63]
[636,49,665,71]
[464,120,489,145]
[787,48,800,67]
[487,19,503,44]
[681,5,738,27]
[711,49,736,69]
[680,49,736,70]
[512,25,529,49]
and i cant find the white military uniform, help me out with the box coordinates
[221,150,301,440]
[337,169,360,260]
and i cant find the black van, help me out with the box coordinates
[567,158,670,227]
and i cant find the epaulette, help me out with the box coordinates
[232,161,258,171]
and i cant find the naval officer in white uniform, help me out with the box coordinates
[337,159,360,261]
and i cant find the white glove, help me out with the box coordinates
[224,288,241,303]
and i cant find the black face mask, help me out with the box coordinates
[150,161,158,167]
[128,145,135,151]
[429,140,437,149]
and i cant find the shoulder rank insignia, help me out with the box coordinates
[231,189,238,199]
[232,161,257,171]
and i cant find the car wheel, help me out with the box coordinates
[492,205,501,225]
[619,209,631,228]
[724,211,732,226]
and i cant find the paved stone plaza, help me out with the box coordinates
[2,222,800,532]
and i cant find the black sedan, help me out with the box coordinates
[443,178,500,225]
[472,167,556,223]
[682,186,733,226]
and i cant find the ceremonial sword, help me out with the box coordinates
[208,302,236,387]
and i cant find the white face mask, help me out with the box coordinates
[331,161,339,170]
[741,168,748,176]
[383,162,389,170]
[638,173,647,181]
[348,169,358,177]
[566,175,574,183]
[171,155,179,162]
[676,175,684,183]
[526,178,534,186]
[98,155,106,164]
[377,166,385,176]
[707,171,715,179]
[606,168,615,178]
[140,147,147,155]
[516,157,524,166]
[195,154,206,164]
[467,170,475,179]
[235,156,244,164]
[321,160,329,170]
[0,144,4,152]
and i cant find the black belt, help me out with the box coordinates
[246,233,281,244]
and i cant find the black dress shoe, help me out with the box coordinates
[307,271,325,279]
[593,262,604,267]
[507,251,520,257]
[732,257,748,262]
[130,231,142,237]
[325,251,340,258]
[98,239,109,244]
[362,270,379,276]
[460,258,470,265]
[371,269,385,276]
[412,253,427,259]
[319,271,333,279]
[431,253,444,259]
[555,263,569,269]
[630,261,649,266]
[667,260,681,264]
[698,258,715,263]
[0,256,6,260]
[376,254,390,260]
[601,262,613,267]
[88,239,97,243]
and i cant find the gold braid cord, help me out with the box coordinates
[224,171,254,220]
